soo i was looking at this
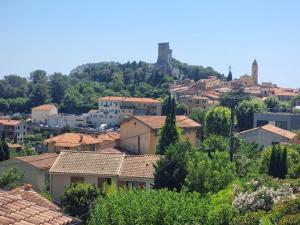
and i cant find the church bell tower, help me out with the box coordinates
[252,59,258,85]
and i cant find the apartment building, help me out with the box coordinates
[0,119,27,143]
[96,96,162,126]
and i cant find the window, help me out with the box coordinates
[275,121,288,130]
[71,177,84,183]
[257,120,268,127]
[126,181,146,189]
[98,177,112,188]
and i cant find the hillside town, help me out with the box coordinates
[1,42,300,224]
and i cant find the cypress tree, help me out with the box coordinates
[280,147,288,179]
[157,94,180,154]
[1,133,9,160]
[0,134,5,162]
[268,145,276,177]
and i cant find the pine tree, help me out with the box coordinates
[157,94,180,154]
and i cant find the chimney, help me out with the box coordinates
[23,184,32,191]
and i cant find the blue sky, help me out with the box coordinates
[1,0,300,87]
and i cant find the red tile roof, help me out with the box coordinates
[98,96,160,103]
[0,119,22,126]
[239,124,296,140]
[17,153,59,169]
[31,104,57,111]
[132,115,201,129]
[9,184,60,211]
[0,190,79,224]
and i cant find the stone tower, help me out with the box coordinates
[252,59,258,85]
[156,42,172,74]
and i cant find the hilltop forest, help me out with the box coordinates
[0,59,223,114]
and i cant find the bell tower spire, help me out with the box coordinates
[252,59,258,85]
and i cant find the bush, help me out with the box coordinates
[0,168,24,190]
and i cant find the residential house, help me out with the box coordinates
[254,112,300,131]
[44,132,120,153]
[31,104,58,124]
[0,153,58,191]
[47,113,87,128]
[178,95,219,113]
[97,96,162,126]
[238,124,296,148]
[50,151,160,202]
[120,115,201,155]
[0,119,27,143]
[0,189,80,224]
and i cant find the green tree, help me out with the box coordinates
[49,73,69,104]
[226,68,232,81]
[201,135,228,157]
[205,106,231,137]
[176,103,188,115]
[185,151,236,195]
[0,98,9,113]
[189,108,207,124]
[154,141,192,191]
[0,168,24,190]
[157,94,180,154]
[268,145,288,179]
[236,99,266,131]
[0,133,9,161]
[61,182,100,219]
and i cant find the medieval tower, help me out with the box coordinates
[155,42,172,74]
[252,59,258,85]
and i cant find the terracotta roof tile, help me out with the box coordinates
[0,190,79,225]
[44,133,101,146]
[132,115,201,129]
[31,104,57,111]
[239,124,296,140]
[50,151,125,175]
[9,185,60,211]
[17,153,58,169]
[98,96,160,103]
[0,119,22,126]
[120,155,160,179]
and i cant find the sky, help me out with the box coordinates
[0,0,300,88]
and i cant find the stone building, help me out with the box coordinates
[155,42,173,74]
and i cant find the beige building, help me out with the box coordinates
[50,151,160,202]
[0,119,27,143]
[31,104,58,124]
[178,95,219,113]
[238,124,296,148]
[97,96,162,126]
[0,153,58,191]
[44,132,120,153]
[120,115,201,155]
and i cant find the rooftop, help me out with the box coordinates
[44,132,120,148]
[31,104,57,111]
[0,190,79,225]
[0,119,22,126]
[17,153,59,169]
[9,184,60,211]
[50,151,159,179]
[239,124,296,140]
[132,115,201,129]
[98,96,160,103]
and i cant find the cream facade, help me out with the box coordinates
[31,104,58,124]
[97,96,162,126]
[120,116,201,155]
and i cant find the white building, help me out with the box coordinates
[95,96,162,126]
[0,119,28,143]
[31,104,58,124]
[48,114,87,128]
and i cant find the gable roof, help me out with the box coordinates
[50,151,159,179]
[9,184,60,211]
[0,190,79,225]
[98,96,160,103]
[239,124,296,140]
[120,155,160,179]
[31,104,57,111]
[132,115,201,129]
[16,153,59,169]
[50,151,125,175]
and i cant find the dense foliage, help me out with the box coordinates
[0,168,24,190]
[205,106,231,136]
[0,60,222,114]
